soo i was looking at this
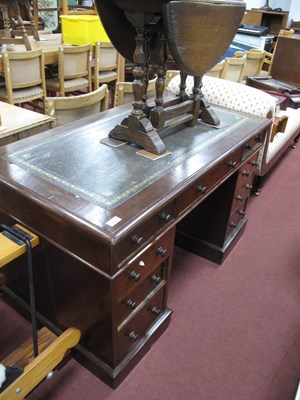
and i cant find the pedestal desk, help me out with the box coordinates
[0,104,271,387]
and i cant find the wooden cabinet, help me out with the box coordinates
[241,9,289,35]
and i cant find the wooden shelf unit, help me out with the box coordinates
[241,9,289,35]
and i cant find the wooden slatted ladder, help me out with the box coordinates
[0,224,81,400]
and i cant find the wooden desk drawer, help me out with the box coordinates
[242,152,260,171]
[117,286,165,361]
[226,211,244,237]
[230,190,248,216]
[116,264,166,327]
[115,230,173,301]
[242,132,265,161]
[116,201,176,266]
[178,147,243,214]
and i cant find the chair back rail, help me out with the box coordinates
[220,56,246,83]
[114,77,157,107]
[45,84,109,126]
[0,48,46,109]
[46,43,92,96]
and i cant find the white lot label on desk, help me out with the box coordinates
[106,216,122,227]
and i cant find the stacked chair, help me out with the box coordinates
[45,84,109,126]
[233,49,266,82]
[93,41,123,106]
[46,44,92,97]
[0,49,47,112]
[220,56,246,83]
[114,77,157,107]
[204,60,225,78]
[93,42,119,90]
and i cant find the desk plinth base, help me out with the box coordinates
[175,218,247,265]
[2,285,172,389]
[74,309,172,388]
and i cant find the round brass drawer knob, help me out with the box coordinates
[129,270,141,281]
[128,331,138,341]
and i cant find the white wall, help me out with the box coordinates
[288,1,300,23]
[245,0,291,11]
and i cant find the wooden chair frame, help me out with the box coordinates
[114,77,157,107]
[205,60,225,78]
[46,43,92,97]
[234,49,266,79]
[220,56,246,83]
[0,48,47,110]
[93,42,120,89]
[45,84,109,126]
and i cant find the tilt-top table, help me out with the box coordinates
[0,103,270,387]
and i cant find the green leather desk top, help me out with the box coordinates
[7,108,245,210]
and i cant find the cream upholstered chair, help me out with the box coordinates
[93,42,122,106]
[233,49,266,80]
[45,84,109,126]
[46,44,92,96]
[114,77,157,107]
[220,56,246,83]
[93,42,119,89]
[204,60,225,78]
[0,48,46,110]
[248,49,273,77]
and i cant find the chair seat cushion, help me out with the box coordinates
[46,77,89,91]
[97,71,118,81]
[0,86,44,102]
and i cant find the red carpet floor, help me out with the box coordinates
[1,144,300,400]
